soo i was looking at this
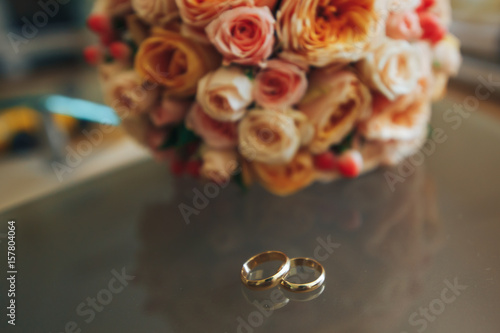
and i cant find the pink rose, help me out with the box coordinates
[186,103,238,149]
[206,6,275,66]
[386,12,422,41]
[255,0,278,9]
[175,0,276,28]
[254,60,308,110]
[149,96,191,127]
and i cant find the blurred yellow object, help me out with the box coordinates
[0,107,40,133]
[53,114,79,133]
[0,106,80,152]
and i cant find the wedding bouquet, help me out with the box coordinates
[85,0,461,195]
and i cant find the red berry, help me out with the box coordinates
[83,45,102,65]
[419,12,447,44]
[109,42,131,61]
[99,32,115,46]
[314,151,337,171]
[87,14,112,35]
[337,150,363,178]
[185,142,200,157]
[170,159,186,176]
[186,160,202,178]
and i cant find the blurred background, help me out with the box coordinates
[0,0,499,211]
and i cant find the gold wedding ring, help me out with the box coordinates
[280,257,325,293]
[241,251,290,290]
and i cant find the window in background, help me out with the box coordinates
[0,0,91,77]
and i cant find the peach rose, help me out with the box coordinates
[251,150,315,196]
[149,95,191,126]
[238,109,302,165]
[378,124,428,165]
[135,28,221,97]
[186,103,238,149]
[254,60,308,110]
[200,147,239,185]
[104,70,159,117]
[359,88,431,142]
[196,67,253,122]
[175,0,276,28]
[276,0,386,67]
[386,12,422,41]
[357,39,421,101]
[131,0,179,26]
[298,69,372,154]
[206,6,275,66]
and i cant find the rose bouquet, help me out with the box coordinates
[85,0,461,196]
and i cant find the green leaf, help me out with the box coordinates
[427,124,434,140]
[331,130,355,154]
[159,123,199,150]
[244,68,255,81]
[233,170,248,192]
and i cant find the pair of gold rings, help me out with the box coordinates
[240,251,325,293]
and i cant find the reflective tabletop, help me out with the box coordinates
[1,98,500,333]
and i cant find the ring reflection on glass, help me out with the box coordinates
[241,286,290,310]
[241,251,291,290]
[282,285,325,302]
[280,257,325,293]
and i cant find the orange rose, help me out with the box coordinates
[276,0,386,66]
[135,28,221,97]
[251,150,315,196]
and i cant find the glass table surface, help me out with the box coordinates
[1,99,500,333]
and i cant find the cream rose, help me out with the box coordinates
[196,67,253,122]
[254,60,308,110]
[357,39,421,101]
[276,0,386,67]
[206,6,275,66]
[387,0,420,12]
[186,103,238,149]
[238,109,301,165]
[433,34,462,76]
[131,0,179,26]
[200,147,239,185]
[298,69,372,154]
[104,70,159,117]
